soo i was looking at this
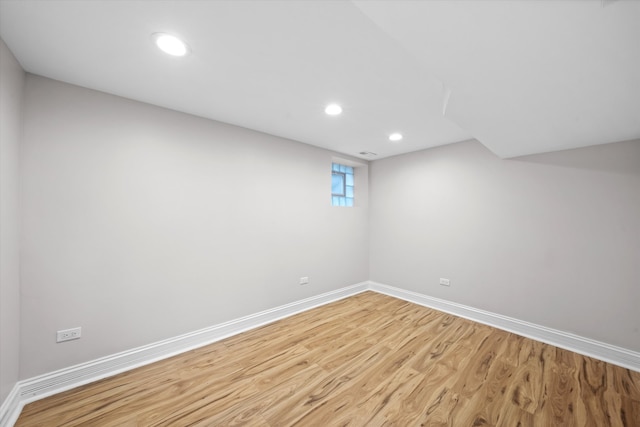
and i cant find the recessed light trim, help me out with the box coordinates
[325,104,343,116]
[389,132,403,142]
[153,33,189,57]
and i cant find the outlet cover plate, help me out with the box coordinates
[57,327,81,343]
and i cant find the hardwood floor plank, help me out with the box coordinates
[540,353,580,426]
[503,340,550,416]
[194,364,328,426]
[496,404,536,427]
[368,362,464,426]
[608,363,640,401]
[451,330,506,400]
[15,292,640,426]
[291,365,424,426]
[410,320,479,373]
[260,344,392,425]
[415,387,466,427]
[620,396,640,426]
[314,337,382,372]
[453,359,516,426]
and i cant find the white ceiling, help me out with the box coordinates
[1,0,638,160]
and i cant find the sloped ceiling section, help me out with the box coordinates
[0,1,638,159]
[354,0,640,158]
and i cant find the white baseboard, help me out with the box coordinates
[0,386,21,427]
[368,281,640,373]
[0,282,368,426]
[2,280,638,426]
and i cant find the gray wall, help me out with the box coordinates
[20,75,369,378]
[370,139,640,352]
[7,59,640,387]
[0,39,24,403]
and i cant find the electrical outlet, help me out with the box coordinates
[299,276,309,285]
[57,327,81,343]
[439,278,450,287]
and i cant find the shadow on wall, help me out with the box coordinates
[512,138,640,176]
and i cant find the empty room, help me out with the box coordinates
[1,1,639,426]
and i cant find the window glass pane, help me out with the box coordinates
[332,173,345,195]
[346,186,354,198]
[345,173,354,186]
[331,163,355,207]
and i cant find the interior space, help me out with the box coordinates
[1,1,639,425]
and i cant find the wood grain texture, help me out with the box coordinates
[16,291,640,426]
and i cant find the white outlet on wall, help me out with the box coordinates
[299,277,309,285]
[439,278,450,287]
[57,327,81,343]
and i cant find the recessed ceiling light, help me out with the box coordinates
[153,33,189,57]
[389,133,403,142]
[325,104,342,116]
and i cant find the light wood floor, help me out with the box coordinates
[16,291,640,426]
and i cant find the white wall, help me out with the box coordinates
[0,39,24,403]
[370,139,640,352]
[20,75,369,379]
[13,69,640,384]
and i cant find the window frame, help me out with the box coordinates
[331,171,346,197]
[331,162,354,207]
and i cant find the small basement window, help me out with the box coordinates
[331,163,354,207]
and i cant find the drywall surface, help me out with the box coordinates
[20,75,369,378]
[369,139,640,352]
[0,38,24,403]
